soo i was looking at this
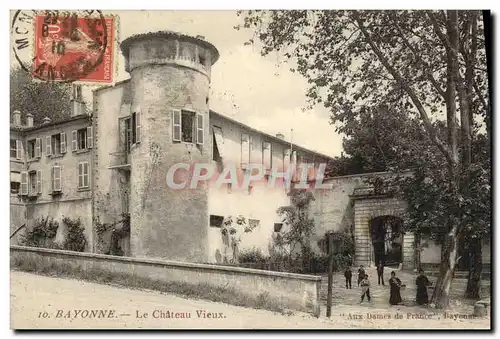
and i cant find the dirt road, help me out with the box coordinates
[10,271,490,329]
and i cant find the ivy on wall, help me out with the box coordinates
[19,216,87,252]
[94,213,130,256]
[19,216,59,248]
[62,217,86,252]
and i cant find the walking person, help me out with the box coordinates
[389,271,403,305]
[344,267,353,289]
[357,265,365,286]
[416,269,432,305]
[360,274,371,303]
[377,263,385,285]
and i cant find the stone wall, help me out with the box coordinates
[11,245,321,317]
[311,175,366,253]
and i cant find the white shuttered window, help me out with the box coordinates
[52,166,62,192]
[78,162,90,188]
[263,142,271,171]
[241,134,250,167]
[196,113,204,145]
[172,109,182,142]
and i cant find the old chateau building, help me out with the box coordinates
[10,31,490,270]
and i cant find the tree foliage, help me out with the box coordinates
[10,66,73,125]
[275,189,316,255]
[237,10,490,307]
[220,215,256,264]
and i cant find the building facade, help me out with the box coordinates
[10,94,94,249]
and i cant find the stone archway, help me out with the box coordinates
[352,196,413,268]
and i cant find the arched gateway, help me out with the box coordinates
[350,187,413,268]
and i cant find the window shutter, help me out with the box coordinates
[196,113,204,145]
[72,130,77,151]
[284,149,291,171]
[78,163,83,188]
[20,171,28,195]
[291,151,298,181]
[37,170,42,194]
[16,140,22,159]
[46,136,52,156]
[60,132,67,153]
[263,142,271,170]
[52,166,62,192]
[241,134,250,167]
[35,138,41,158]
[84,162,89,187]
[135,111,141,143]
[172,109,181,142]
[87,126,93,148]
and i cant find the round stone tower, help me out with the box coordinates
[120,31,219,262]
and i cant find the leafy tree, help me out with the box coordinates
[237,10,490,307]
[325,105,427,176]
[275,189,316,269]
[10,66,73,125]
[220,215,256,264]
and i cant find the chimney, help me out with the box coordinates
[12,110,21,125]
[26,113,34,127]
[276,133,285,140]
[42,116,51,125]
[71,84,85,117]
[71,100,84,117]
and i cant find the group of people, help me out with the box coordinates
[343,264,432,306]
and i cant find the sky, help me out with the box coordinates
[90,10,343,157]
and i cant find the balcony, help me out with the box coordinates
[107,152,131,171]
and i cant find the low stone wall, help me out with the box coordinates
[10,246,321,316]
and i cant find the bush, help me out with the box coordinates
[62,217,86,252]
[328,231,355,256]
[238,247,267,264]
[19,216,59,248]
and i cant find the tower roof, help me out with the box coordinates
[120,30,219,65]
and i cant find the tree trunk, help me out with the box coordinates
[431,223,460,309]
[482,11,492,144]
[465,237,482,299]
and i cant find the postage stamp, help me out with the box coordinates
[11,10,114,83]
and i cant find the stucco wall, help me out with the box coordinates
[11,245,321,317]
[420,237,442,264]
[10,200,26,245]
[208,184,289,262]
[92,82,131,254]
[206,113,330,262]
[310,175,367,253]
[482,239,491,264]
[24,199,92,250]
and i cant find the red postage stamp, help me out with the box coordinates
[32,11,114,83]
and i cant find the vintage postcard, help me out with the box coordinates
[9,9,492,330]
